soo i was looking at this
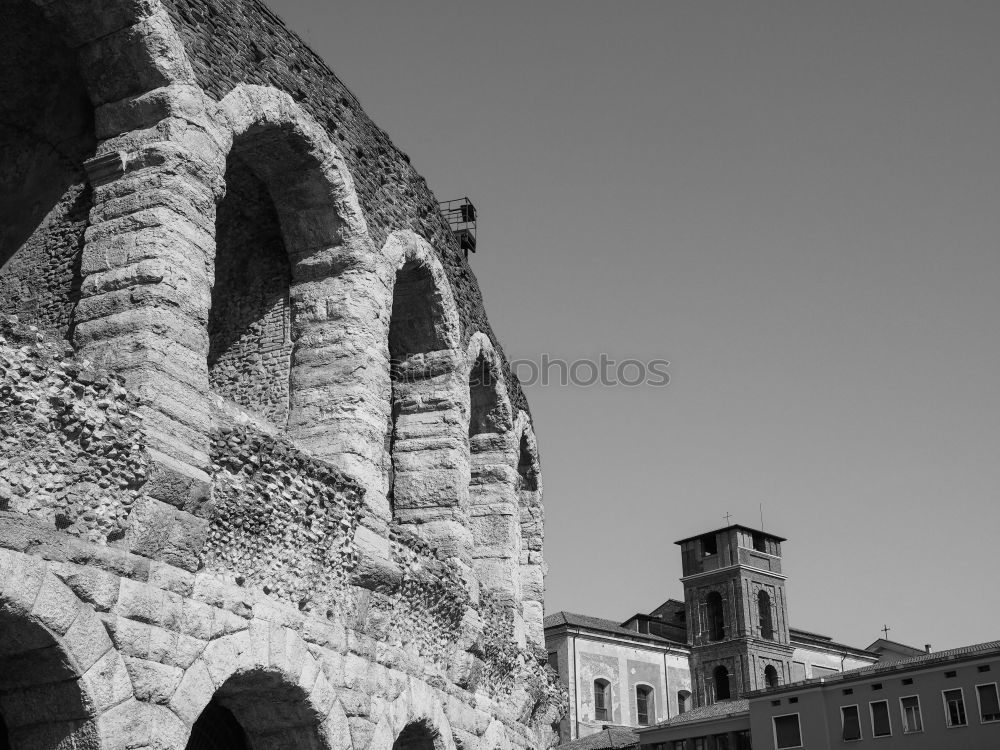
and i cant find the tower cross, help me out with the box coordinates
[723,512,732,525]
[882,624,891,639]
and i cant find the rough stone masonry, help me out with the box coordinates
[0,1,564,749]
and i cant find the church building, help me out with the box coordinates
[544,524,881,744]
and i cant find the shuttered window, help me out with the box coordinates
[841,705,861,741]
[977,683,1000,722]
[900,696,923,733]
[870,700,891,737]
[773,714,802,749]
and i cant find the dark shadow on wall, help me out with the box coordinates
[0,610,95,750]
[0,0,95,340]
[209,153,293,426]
[393,720,439,750]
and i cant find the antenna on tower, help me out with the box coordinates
[760,502,764,531]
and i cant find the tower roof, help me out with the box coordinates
[674,523,786,545]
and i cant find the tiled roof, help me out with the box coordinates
[556,726,639,750]
[642,699,750,729]
[544,611,683,645]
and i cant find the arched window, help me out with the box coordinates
[758,589,774,640]
[635,685,654,725]
[677,689,692,715]
[706,591,726,641]
[594,679,612,721]
[764,664,779,690]
[714,665,731,701]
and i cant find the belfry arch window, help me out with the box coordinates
[764,664,779,690]
[594,679,612,721]
[208,150,293,426]
[758,589,774,640]
[714,665,731,701]
[706,590,726,641]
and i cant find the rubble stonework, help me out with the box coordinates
[0,0,562,749]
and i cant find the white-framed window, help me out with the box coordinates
[976,682,1000,723]
[635,684,654,725]
[899,695,923,734]
[870,700,892,738]
[772,712,803,749]
[943,688,968,727]
[841,704,862,741]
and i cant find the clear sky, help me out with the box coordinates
[266,0,1000,651]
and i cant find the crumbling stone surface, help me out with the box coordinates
[0,316,148,542]
[205,424,363,609]
[0,0,96,338]
[0,0,559,747]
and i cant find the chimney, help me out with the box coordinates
[925,644,932,654]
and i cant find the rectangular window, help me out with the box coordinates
[773,713,802,749]
[594,683,607,721]
[900,695,922,733]
[735,730,752,750]
[944,688,967,727]
[841,705,862,741]
[977,683,1000,722]
[636,687,651,725]
[671,742,686,750]
[693,739,706,750]
[870,700,891,737]
[711,734,730,750]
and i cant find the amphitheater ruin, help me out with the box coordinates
[0,1,561,749]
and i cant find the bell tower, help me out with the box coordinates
[676,525,794,706]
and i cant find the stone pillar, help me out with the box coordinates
[75,85,228,566]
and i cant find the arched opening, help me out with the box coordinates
[758,590,774,640]
[593,679,612,722]
[635,685,654,725]
[0,611,94,750]
[392,720,439,750]
[387,257,451,515]
[764,664,779,690]
[713,665,731,701]
[515,423,544,648]
[469,355,503,439]
[184,670,323,750]
[0,0,95,339]
[706,591,725,641]
[677,689,692,715]
[186,699,249,750]
[209,150,293,426]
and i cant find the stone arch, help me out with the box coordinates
[465,334,519,624]
[368,681,457,750]
[0,550,135,750]
[512,412,544,651]
[382,231,469,555]
[210,84,377,443]
[170,624,349,750]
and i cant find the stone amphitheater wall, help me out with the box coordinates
[0,0,562,748]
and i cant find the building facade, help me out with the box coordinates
[545,525,877,745]
[637,640,1000,750]
[0,2,560,750]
